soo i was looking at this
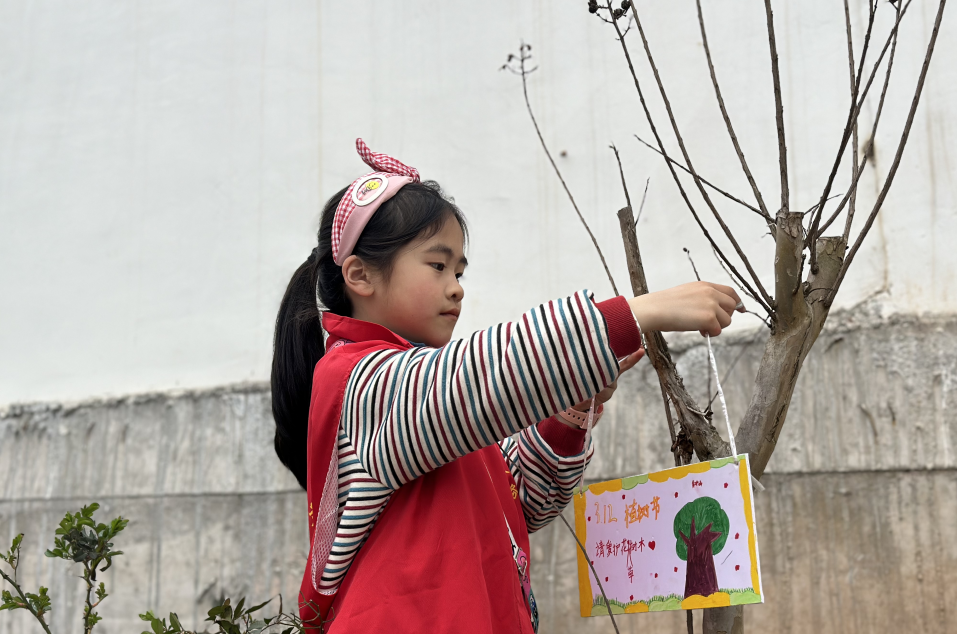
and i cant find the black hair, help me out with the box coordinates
[271,180,467,489]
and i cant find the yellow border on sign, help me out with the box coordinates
[573,492,593,617]
[739,457,761,595]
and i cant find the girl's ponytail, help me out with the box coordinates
[271,181,467,489]
[271,187,349,489]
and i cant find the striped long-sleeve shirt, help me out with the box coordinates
[311,290,641,594]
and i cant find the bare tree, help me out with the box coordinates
[506,0,947,631]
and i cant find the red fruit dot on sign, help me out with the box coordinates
[735,565,740,571]
[654,573,658,578]
[735,533,740,539]
[724,483,729,488]
[674,492,679,498]
[587,517,591,522]
[605,577,609,582]
[622,494,626,499]
[590,561,594,565]
[630,595,634,601]
[674,567,678,572]
[648,540,656,550]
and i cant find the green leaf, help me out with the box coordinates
[245,599,271,616]
[169,612,183,632]
[96,582,108,602]
[140,611,158,622]
[234,597,246,618]
[151,617,165,634]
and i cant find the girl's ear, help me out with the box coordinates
[341,255,375,298]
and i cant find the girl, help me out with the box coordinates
[271,140,742,633]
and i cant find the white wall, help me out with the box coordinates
[1,0,955,406]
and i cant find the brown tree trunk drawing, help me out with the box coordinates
[680,519,721,600]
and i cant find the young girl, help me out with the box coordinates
[271,140,742,633]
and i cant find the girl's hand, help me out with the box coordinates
[627,281,744,336]
[569,348,645,413]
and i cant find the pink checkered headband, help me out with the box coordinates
[331,139,421,266]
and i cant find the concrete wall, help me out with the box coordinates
[3,310,956,634]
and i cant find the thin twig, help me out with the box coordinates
[808,1,912,256]
[608,5,772,314]
[610,144,632,210]
[633,135,766,218]
[684,247,702,282]
[828,0,947,305]
[504,44,619,296]
[819,1,903,238]
[625,4,774,309]
[711,246,773,325]
[843,0,861,244]
[807,0,877,268]
[763,0,789,218]
[695,0,772,225]
[636,177,650,224]
[0,568,53,634]
[558,513,621,634]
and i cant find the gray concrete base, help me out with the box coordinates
[2,311,956,633]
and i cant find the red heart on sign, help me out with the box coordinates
[648,541,656,550]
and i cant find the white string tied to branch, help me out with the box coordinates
[705,333,737,459]
[705,332,765,492]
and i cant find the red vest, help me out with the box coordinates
[300,314,536,634]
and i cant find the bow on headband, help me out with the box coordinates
[331,138,421,265]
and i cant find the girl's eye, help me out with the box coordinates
[430,263,445,272]
[455,273,464,281]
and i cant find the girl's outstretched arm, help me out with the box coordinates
[499,349,644,533]
[339,291,639,490]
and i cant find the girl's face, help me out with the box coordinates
[358,216,467,347]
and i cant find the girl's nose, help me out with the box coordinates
[450,279,465,303]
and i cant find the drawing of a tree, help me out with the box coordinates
[674,497,730,599]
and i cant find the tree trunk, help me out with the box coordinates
[703,605,744,634]
[680,519,721,598]
[701,223,847,632]
[684,539,719,599]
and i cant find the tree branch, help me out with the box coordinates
[504,44,619,296]
[0,568,53,634]
[624,4,775,309]
[807,0,912,255]
[695,0,773,225]
[818,1,901,238]
[763,0,789,219]
[842,0,861,248]
[608,5,773,314]
[633,135,767,219]
[828,0,947,306]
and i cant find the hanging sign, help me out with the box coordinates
[573,455,763,616]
